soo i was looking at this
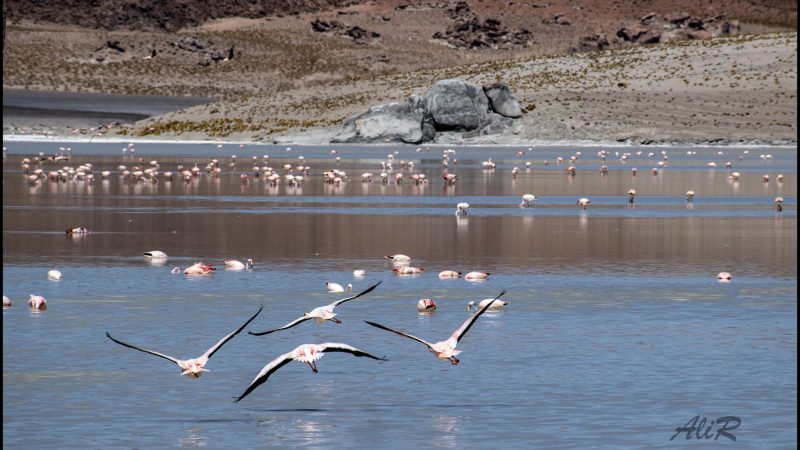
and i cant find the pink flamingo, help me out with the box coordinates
[365,290,506,365]
[107,306,262,379]
[233,343,386,402]
[393,266,425,275]
[438,270,461,279]
[464,271,490,281]
[417,299,437,312]
[184,262,215,276]
[28,295,47,310]
[248,282,381,335]
[385,254,412,263]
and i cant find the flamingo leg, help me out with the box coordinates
[331,317,342,324]
[308,361,318,373]
[449,357,460,365]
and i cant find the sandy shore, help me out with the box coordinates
[2,89,212,137]
[3,33,796,146]
[130,32,797,146]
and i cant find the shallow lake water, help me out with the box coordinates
[3,141,797,449]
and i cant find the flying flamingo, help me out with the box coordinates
[717,272,732,282]
[365,290,506,365]
[106,306,262,379]
[233,343,386,402]
[248,282,382,336]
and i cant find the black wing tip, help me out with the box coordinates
[106,331,121,342]
[361,281,383,294]
[248,330,268,336]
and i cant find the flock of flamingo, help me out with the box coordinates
[12,143,788,214]
[5,235,508,402]
[5,142,787,311]
[5,141,786,405]
[99,277,508,403]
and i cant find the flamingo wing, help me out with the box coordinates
[233,351,294,403]
[248,315,312,336]
[319,343,387,360]
[106,332,184,367]
[451,290,506,344]
[364,321,435,350]
[202,305,263,359]
[329,281,382,307]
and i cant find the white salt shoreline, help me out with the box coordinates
[3,133,796,149]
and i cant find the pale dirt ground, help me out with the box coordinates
[136,32,798,145]
[2,1,796,145]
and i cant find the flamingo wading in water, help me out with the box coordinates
[364,290,506,365]
[467,297,510,311]
[249,282,382,336]
[184,262,215,275]
[28,295,47,310]
[326,282,352,293]
[417,299,437,312]
[386,254,412,264]
[520,194,538,207]
[106,306,263,379]
[224,258,253,270]
[47,270,63,280]
[233,343,386,402]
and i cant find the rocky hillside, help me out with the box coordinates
[4,0,797,32]
[4,0,360,31]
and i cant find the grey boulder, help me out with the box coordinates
[426,79,491,131]
[483,83,522,118]
[332,98,425,144]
